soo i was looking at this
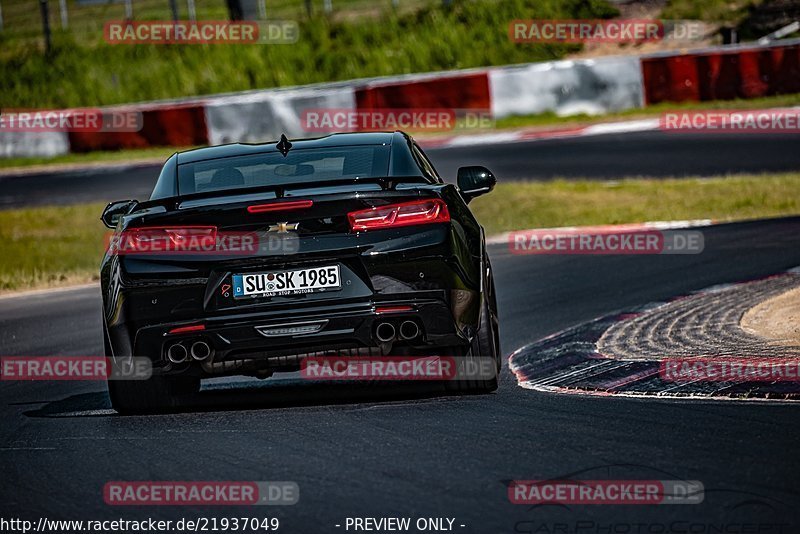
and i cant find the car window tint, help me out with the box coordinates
[177,146,390,196]
[411,143,441,182]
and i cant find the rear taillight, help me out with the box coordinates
[116,226,217,253]
[347,199,450,232]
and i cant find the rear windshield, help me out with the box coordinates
[177,145,390,196]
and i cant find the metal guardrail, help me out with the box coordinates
[759,21,800,44]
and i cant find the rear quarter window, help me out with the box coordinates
[149,154,178,200]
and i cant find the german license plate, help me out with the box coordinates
[232,265,341,298]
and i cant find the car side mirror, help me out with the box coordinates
[457,166,496,204]
[101,200,138,229]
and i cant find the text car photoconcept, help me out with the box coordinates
[101,132,501,413]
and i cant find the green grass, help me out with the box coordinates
[661,0,760,24]
[0,146,189,170]
[1,172,799,293]
[0,0,616,109]
[470,173,800,236]
[0,202,107,292]
[0,0,429,44]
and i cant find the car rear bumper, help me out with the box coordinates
[103,223,484,377]
[116,290,475,377]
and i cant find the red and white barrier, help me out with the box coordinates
[204,86,356,145]
[356,71,491,112]
[68,102,209,153]
[2,39,799,159]
[488,55,644,118]
[0,131,70,158]
[642,41,800,104]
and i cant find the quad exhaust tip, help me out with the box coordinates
[167,343,188,364]
[399,320,420,340]
[190,340,214,362]
[375,322,396,343]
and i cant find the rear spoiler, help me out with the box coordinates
[174,176,433,205]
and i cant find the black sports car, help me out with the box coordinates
[100,131,500,414]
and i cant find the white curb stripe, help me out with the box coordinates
[420,117,663,150]
[486,219,715,245]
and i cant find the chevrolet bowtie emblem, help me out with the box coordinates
[268,222,299,233]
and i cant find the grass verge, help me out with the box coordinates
[470,173,800,236]
[1,0,608,108]
[2,173,799,294]
[0,202,107,293]
[0,146,188,171]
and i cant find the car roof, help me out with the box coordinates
[176,131,405,165]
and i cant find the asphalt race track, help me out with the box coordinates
[1,133,800,531]
[2,217,800,530]
[3,131,800,209]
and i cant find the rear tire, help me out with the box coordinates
[104,320,199,415]
[445,259,500,394]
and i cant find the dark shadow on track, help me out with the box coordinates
[20,378,482,418]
